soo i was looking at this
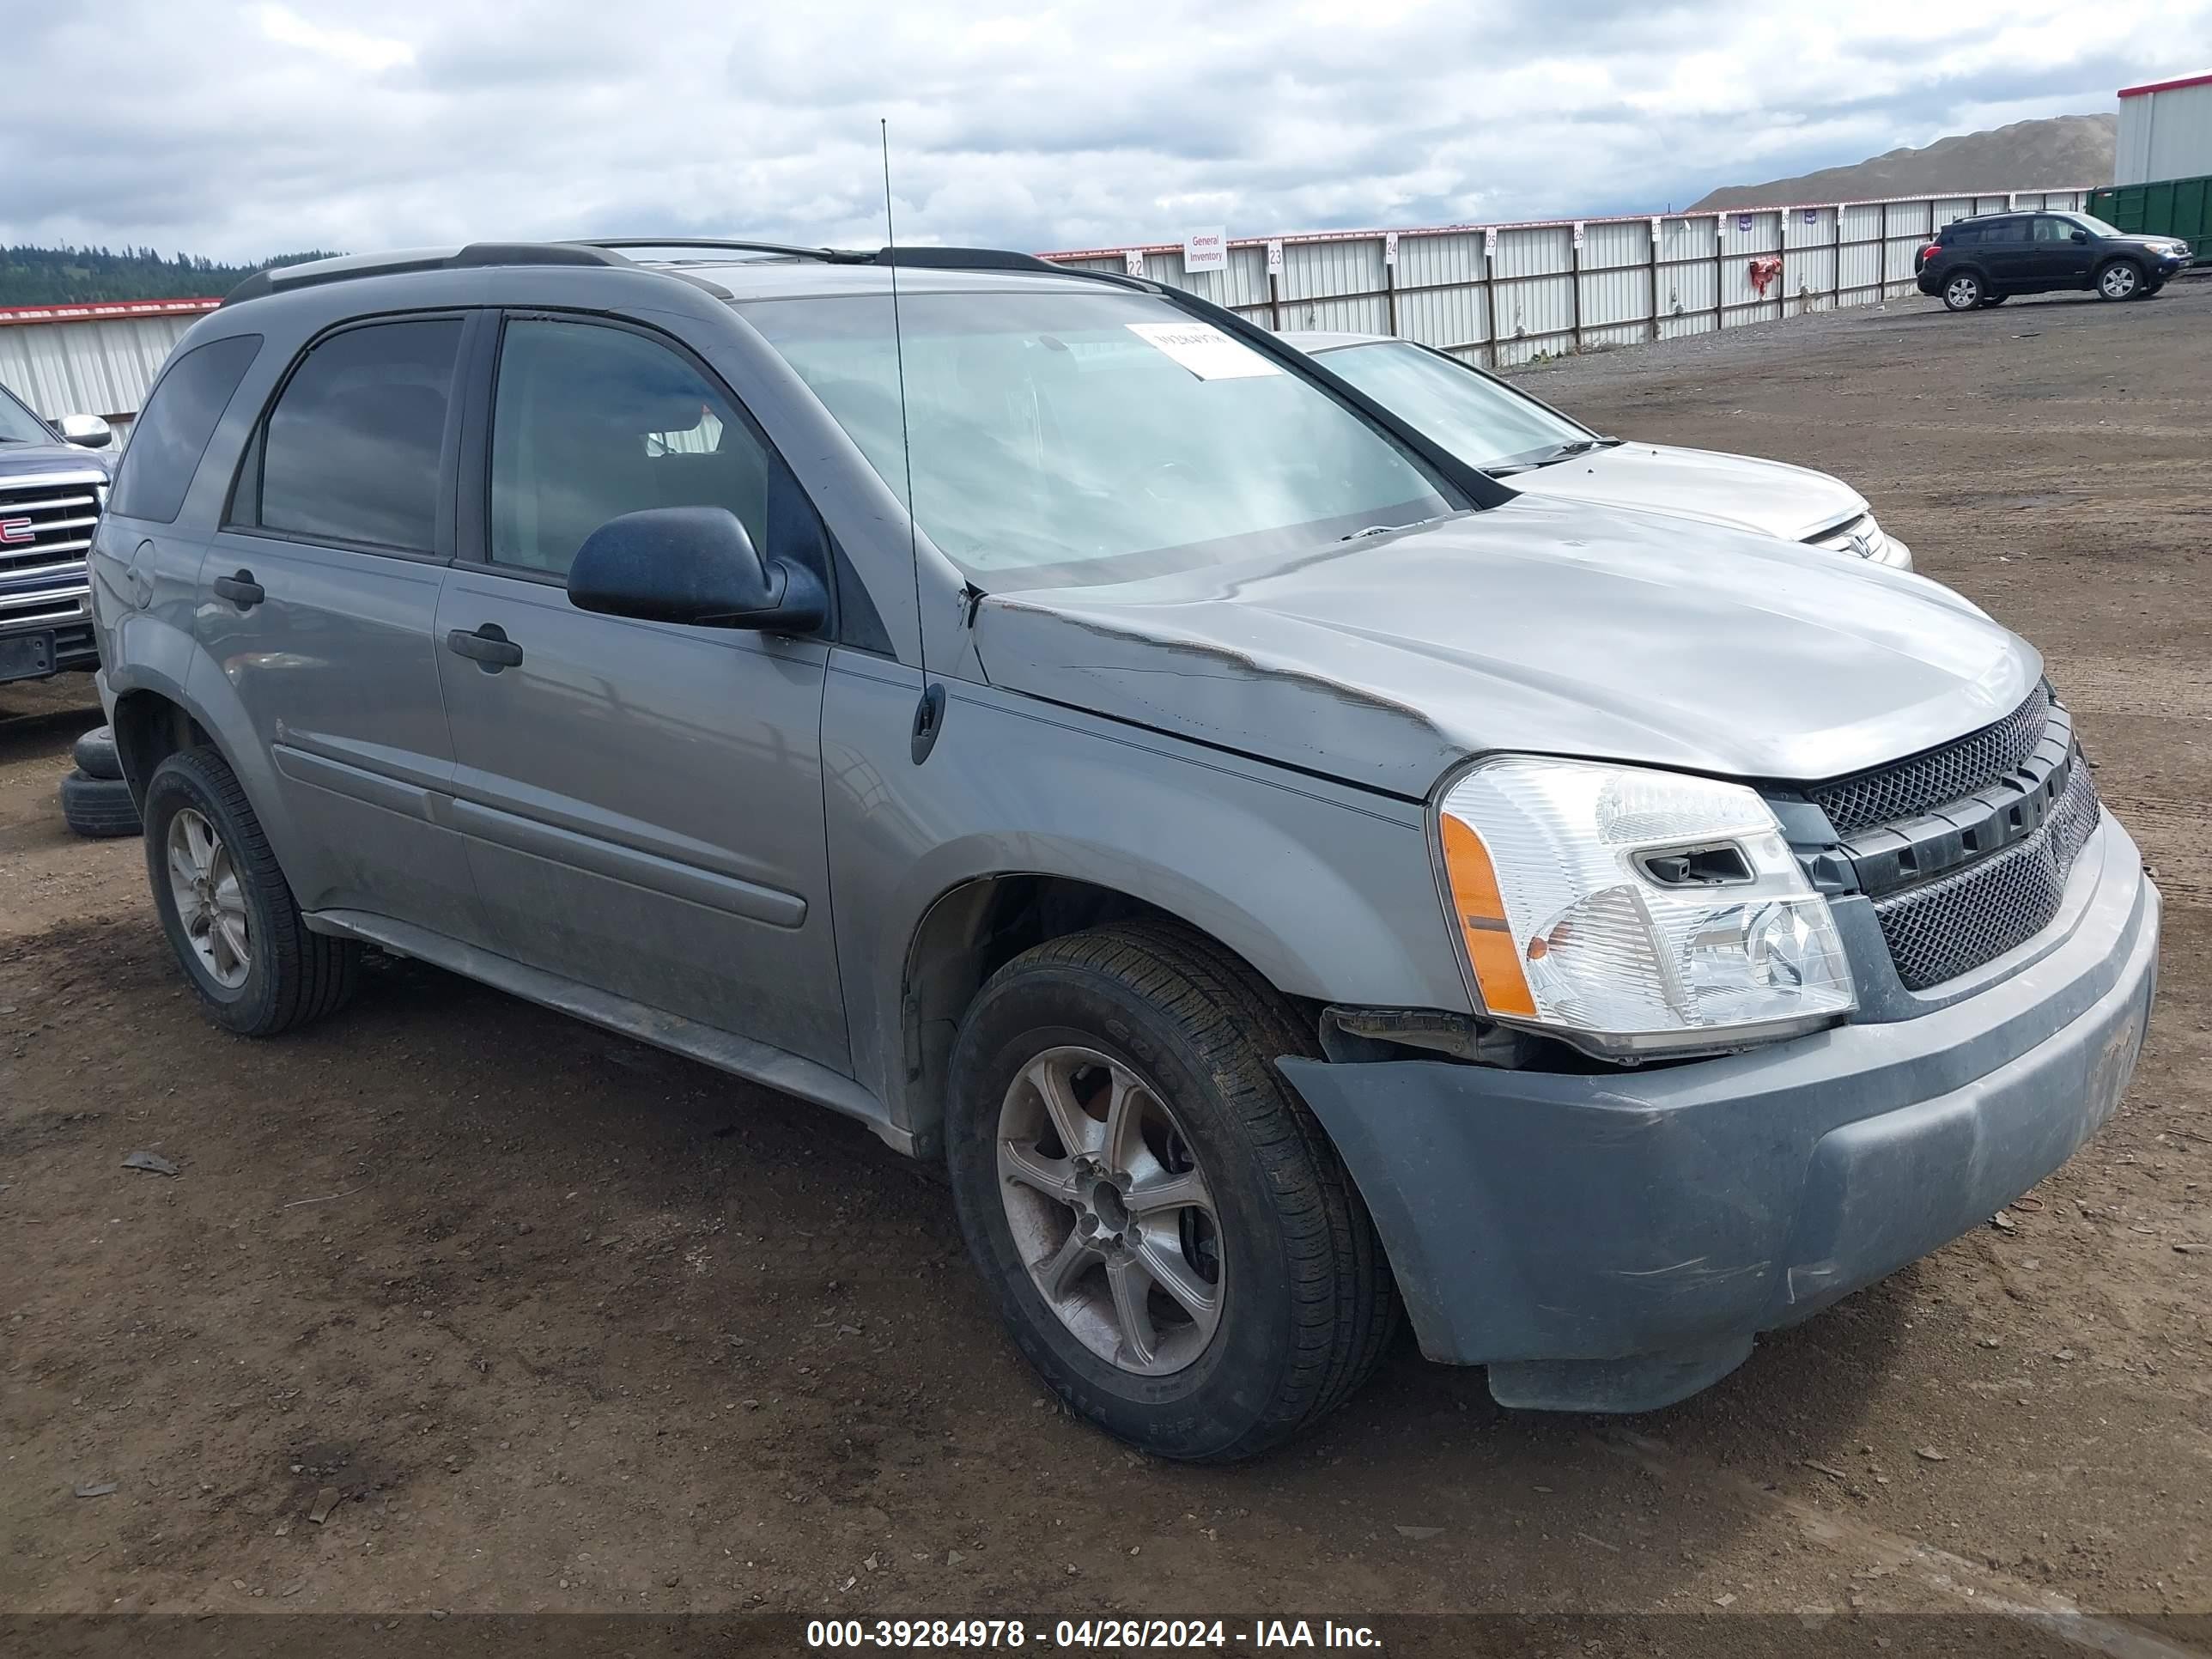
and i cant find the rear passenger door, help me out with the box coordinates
[434,313,849,1072]
[1975,217,2034,289]
[204,313,487,935]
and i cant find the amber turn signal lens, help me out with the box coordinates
[1440,814,1536,1018]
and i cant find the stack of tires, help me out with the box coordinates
[61,726,142,839]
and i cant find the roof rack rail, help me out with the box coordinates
[872,246,1064,273]
[580,238,876,265]
[221,241,635,307]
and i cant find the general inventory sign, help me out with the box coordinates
[1182,227,1228,272]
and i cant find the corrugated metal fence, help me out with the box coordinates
[0,300,216,439]
[1043,188,2094,368]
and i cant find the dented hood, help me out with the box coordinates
[972,495,2037,800]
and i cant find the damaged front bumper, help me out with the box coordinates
[1279,812,2158,1413]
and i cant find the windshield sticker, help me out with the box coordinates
[1123,322,1283,381]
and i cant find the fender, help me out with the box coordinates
[820,659,1473,1139]
[106,628,311,884]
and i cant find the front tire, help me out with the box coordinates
[142,746,360,1037]
[1942,270,1984,312]
[2096,259,2142,301]
[945,922,1397,1462]
[1978,294,2008,307]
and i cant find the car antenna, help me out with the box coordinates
[883,118,946,765]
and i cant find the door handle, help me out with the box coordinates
[446,623,524,672]
[211,569,264,610]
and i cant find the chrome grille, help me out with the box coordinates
[1811,684,2051,837]
[0,474,102,621]
[1869,746,2100,991]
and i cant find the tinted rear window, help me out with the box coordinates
[109,334,262,524]
[256,319,461,552]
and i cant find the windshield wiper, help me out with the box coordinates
[1486,436,1624,476]
[1340,512,1457,543]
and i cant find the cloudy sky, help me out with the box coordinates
[3,1,2204,262]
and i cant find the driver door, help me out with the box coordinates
[2030,216,2094,286]
[434,312,849,1072]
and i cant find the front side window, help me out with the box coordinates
[2063,211,2126,240]
[0,382,52,447]
[742,289,1454,591]
[110,333,262,524]
[257,319,460,551]
[488,319,772,578]
[1311,341,1590,471]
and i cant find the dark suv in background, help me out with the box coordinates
[1915,210,2191,311]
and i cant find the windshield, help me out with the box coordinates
[2064,212,2129,240]
[741,290,1454,590]
[1314,340,1594,471]
[0,384,51,445]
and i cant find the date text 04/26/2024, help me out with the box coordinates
[805,1619,1382,1649]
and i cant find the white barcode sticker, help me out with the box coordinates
[1124,322,1281,380]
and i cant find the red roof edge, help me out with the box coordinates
[0,296,222,329]
[2119,70,2212,98]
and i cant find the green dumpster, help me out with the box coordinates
[2089,177,2211,264]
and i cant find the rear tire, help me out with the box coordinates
[60,769,141,838]
[72,724,123,781]
[944,921,1397,1462]
[1942,270,1984,312]
[2096,259,2142,301]
[142,746,360,1037]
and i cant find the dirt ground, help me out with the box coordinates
[4,276,2210,1649]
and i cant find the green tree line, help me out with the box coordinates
[0,245,341,307]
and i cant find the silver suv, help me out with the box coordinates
[90,241,2159,1460]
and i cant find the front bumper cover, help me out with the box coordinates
[1279,813,2157,1412]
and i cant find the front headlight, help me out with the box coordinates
[1436,757,1855,1059]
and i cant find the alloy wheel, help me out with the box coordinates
[1945,275,1980,309]
[996,1046,1224,1376]
[166,805,251,989]
[2100,263,2138,300]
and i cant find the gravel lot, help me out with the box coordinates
[3,276,2209,1650]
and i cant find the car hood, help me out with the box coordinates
[0,441,110,483]
[972,495,2034,800]
[1503,441,1863,544]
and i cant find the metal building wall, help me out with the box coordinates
[2118,76,2212,187]
[1044,185,2090,370]
[0,301,213,437]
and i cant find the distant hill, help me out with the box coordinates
[1688,114,2116,210]
[0,245,339,307]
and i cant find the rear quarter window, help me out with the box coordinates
[108,333,263,524]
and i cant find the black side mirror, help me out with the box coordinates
[2071,230,2088,244]
[566,507,827,633]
